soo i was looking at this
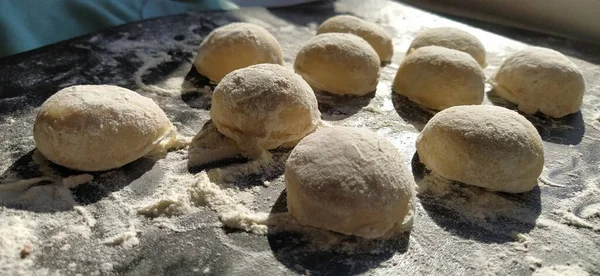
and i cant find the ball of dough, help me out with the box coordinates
[294,33,380,96]
[393,46,485,110]
[416,105,544,193]
[409,27,486,67]
[317,15,394,63]
[210,64,321,159]
[33,85,175,172]
[285,127,416,239]
[193,23,284,82]
[491,47,585,118]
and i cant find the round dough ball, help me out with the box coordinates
[294,33,380,96]
[491,47,585,118]
[210,64,321,159]
[409,27,486,67]
[393,46,485,110]
[33,85,175,172]
[193,23,284,82]
[416,105,544,193]
[317,15,394,63]
[285,127,415,239]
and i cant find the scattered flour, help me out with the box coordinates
[1,2,599,274]
[510,232,531,243]
[133,54,201,96]
[525,255,543,269]
[0,174,93,212]
[99,262,114,274]
[137,198,190,218]
[532,264,590,276]
[102,231,139,248]
[0,216,43,276]
[555,210,598,230]
[417,172,524,222]
[579,202,600,219]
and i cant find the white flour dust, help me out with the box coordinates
[1,0,600,275]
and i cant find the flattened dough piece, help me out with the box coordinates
[491,47,585,118]
[317,15,394,63]
[33,85,176,172]
[210,64,321,159]
[416,105,544,193]
[193,22,284,82]
[285,127,416,239]
[409,27,486,67]
[393,46,485,111]
[294,33,380,96]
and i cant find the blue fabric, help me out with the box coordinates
[0,0,238,58]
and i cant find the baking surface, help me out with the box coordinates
[1,0,600,275]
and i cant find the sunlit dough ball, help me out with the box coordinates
[416,105,544,193]
[317,15,394,63]
[210,64,321,159]
[33,85,176,172]
[393,46,485,110]
[409,27,486,67]
[294,33,380,96]
[491,47,585,118]
[285,127,416,239]
[193,22,284,82]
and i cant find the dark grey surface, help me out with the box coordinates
[1,0,600,275]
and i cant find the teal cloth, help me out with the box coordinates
[0,0,238,58]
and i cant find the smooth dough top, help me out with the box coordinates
[210,64,321,159]
[193,22,284,82]
[491,47,585,118]
[393,45,485,111]
[33,85,175,171]
[317,15,394,62]
[285,127,415,238]
[416,105,544,193]
[294,33,380,96]
[409,27,486,67]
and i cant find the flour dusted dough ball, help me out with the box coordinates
[294,33,380,96]
[34,85,175,172]
[416,105,544,193]
[193,23,284,82]
[210,64,321,159]
[317,15,394,63]
[491,47,585,118]
[285,127,415,239]
[409,27,486,67]
[393,46,485,110]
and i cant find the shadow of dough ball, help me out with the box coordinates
[416,105,544,193]
[33,85,176,172]
[193,22,284,82]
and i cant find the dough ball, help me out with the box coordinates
[294,33,380,96]
[285,127,416,239]
[491,47,585,118]
[409,27,486,67]
[193,22,284,82]
[393,46,485,110]
[33,85,175,172]
[416,105,544,193]
[317,15,394,63]
[210,64,321,159]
